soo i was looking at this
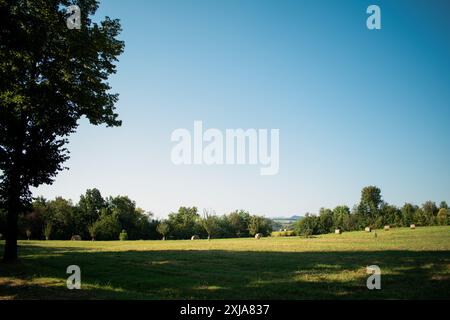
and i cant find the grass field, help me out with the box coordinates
[1,226,450,300]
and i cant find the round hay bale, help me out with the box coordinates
[191,235,199,240]
[335,229,342,234]
[410,224,416,229]
[384,225,390,231]
[255,233,263,239]
[365,227,371,232]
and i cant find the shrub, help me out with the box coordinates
[119,230,128,241]
[271,230,295,237]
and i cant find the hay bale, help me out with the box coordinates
[255,233,263,239]
[384,225,390,231]
[335,229,342,234]
[71,235,82,241]
[410,224,416,229]
[365,227,371,232]
[190,235,199,240]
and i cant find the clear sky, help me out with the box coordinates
[33,0,450,218]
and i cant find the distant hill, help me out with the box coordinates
[271,215,304,223]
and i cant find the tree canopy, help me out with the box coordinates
[0,0,124,260]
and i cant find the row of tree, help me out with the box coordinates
[0,189,159,241]
[157,207,273,240]
[294,186,449,236]
[1,186,447,240]
[0,188,273,240]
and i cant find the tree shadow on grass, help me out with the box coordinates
[1,244,449,300]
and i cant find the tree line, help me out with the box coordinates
[0,185,447,241]
[0,188,273,241]
[294,186,449,236]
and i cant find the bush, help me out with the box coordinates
[271,230,295,237]
[119,230,128,241]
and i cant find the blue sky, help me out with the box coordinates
[33,0,450,218]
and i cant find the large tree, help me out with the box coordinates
[357,186,383,227]
[201,209,220,240]
[167,207,202,239]
[226,210,250,237]
[78,188,106,232]
[0,0,124,261]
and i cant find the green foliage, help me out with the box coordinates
[119,230,128,241]
[357,186,382,227]
[95,211,121,240]
[108,196,141,239]
[226,210,250,237]
[437,208,448,226]
[6,186,448,241]
[87,222,100,241]
[332,205,350,230]
[166,207,202,239]
[0,0,124,259]
[292,187,449,236]
[156,221,170,240]
[271,230,295,237]
[401,203,417,227]
[414,208,428,226]
[78,189,106,230]
[317,208,334,234]
[201,210,221,239]
[294,214,318,236]
[15,190,159,241]
[47,197,77,239]
[248,215,272,236]
[422,201,438,226]
[135,210,159,240]
[43,222,53,240]
[380,203,402,227]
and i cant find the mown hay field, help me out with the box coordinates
[1,226,449,299]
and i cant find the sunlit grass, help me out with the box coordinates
[0,226,449,299]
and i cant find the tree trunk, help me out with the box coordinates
[3,114,26,262]
[3,195,19,261]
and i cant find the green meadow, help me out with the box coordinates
[1,226,449,300]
